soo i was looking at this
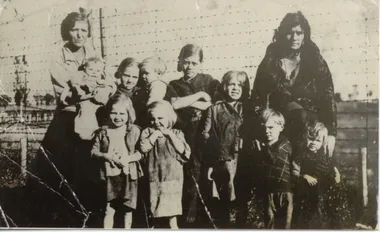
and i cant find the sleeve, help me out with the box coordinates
[316,59,337,136]
[139,128,154,153]
[91,132,104,159]
[251,61,270,109]
[50,53,70,103]
[126,125,141,153]
[174,129,191,162]
[201,106,212,135]
[147,80,167,105]
[208,78,220,103]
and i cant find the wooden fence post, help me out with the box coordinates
[360,146,368,207]
[20,137,27,183]
[99,8,107,61]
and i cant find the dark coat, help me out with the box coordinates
[251,42,337,135]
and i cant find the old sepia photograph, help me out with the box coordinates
[0,0,378,229]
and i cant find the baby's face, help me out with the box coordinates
[121,66,139,90]
[306,135,324,153]
[140,63,159,85]
[85,61,104,79]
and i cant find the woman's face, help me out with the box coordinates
[69,20,88,48]
[121,66,139,90]
[181,54,201,79]
[285,25,305,51]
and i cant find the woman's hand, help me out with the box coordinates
[303,174,318,186]
[207,167,214,181]
[93,87,111,105]
[334,167,341,184]
[325,135,336,157]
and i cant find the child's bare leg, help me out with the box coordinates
[169,216,179,229]
[104,202,115,229]
[124,211,133,229]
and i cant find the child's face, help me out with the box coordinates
[181,54,201,79]
[262,118,283,143]
[140,63,159,85]
[306,135,324,153]
[150,108,169,130]
[226,76,243,101]
[121,66,139,90]
[85,62,103,79]
[109,103,128,127]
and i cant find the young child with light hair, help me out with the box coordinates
[294,120,343,229]
[91,94,143,229]
[251,108,299,229]
[61,56,116,140]
[139,100,191,229]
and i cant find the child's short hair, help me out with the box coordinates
[220,70,250,100]
[84,56,105,67]
[259,108,285,126]
[114,57,139,79]
[177,44,204,72]
[139,56,167,76]
[105,94,136,126]
[304,120,328,146]
[147,100,177,128]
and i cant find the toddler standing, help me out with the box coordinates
[139,100,191,229]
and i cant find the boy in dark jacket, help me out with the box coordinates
[252,108,299,229]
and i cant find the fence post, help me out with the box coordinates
[99,8,107,61]
[20,137,27,183]
[360,146,368,207]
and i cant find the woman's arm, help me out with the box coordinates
[170,91,210,110]
[190,100,212,111]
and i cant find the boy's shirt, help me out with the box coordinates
[255,135,299,193]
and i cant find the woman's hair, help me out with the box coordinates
[220,70,250,101]
[177,44,204,72]
[139,56,167,76]
[60,8,91,41]
[114,57,140,79]
[259,108,285,126]
[105,94,136,126]
[304,120,328,147]
[273,11,311,49]
[147,100,177,128]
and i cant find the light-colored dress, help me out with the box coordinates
[140,127,191,218]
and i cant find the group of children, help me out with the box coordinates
[61,44,346,229]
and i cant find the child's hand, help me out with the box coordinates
[252,139,265,151]
[197,91,211,101]
[159,128,172,136]
[153,129,164,138]
[303,174,318,186]
[119,155,130,167]
[207,167,214,181]
[202,132,210,140]
[334,167,341,184]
